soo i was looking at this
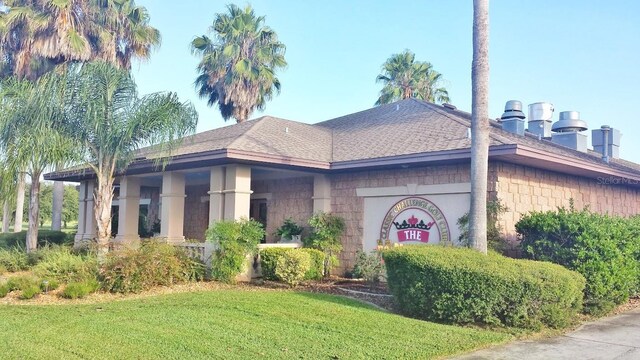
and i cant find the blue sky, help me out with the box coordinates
[133,1,640,162]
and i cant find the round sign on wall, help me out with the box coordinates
[379,197,451,245]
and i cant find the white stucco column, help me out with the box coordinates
[74,182,87,244]
[313,174,332,213]
[223,165,252,220]
[160,171,186,244]
[114,176,141,245]
[82,180,97,241]
[208,166,225,226]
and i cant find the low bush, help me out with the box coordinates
[0,248,30,272]
[19,284,41,300]
[300,248,325,280]
[383,245,585,329]
[0,264,5,275]
[352,250,385,286]
[6,275,40,292]
[206,218,264,283]
[0,230,70,249]
[39,279,60,293]
[304,212,345,276]
[0,283,9,298]
[275,250,311,287]
[517,207,640,315]
[260,247,325,281]
[32,246,98,283]
[100,241,202,294]
[260,248,290,281]
[61,280,100,299]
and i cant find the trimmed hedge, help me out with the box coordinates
[260,247,325,281]
[0,230,70,249]
[383,245,585,329]
[517,208,640,315]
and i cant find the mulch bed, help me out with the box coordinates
[298,278,397,312]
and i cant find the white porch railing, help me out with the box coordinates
[175,242,301,280]
[176,242,215,269]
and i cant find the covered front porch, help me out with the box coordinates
[74,164,332,247]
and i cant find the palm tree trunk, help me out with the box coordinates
[14,172,26,233]
[2,200,9,233]
[51,181,64,230]
[94,174,114,260]
[469,0,490,254]
[26,174,41,252]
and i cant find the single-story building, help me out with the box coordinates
[46,98,640,272]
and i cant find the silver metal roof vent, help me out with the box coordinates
[592,125,621,161]
[551,111,588,133]
[551,111,588,152]
[527,102,554,138]
[500,100,526,136]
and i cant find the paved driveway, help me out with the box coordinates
[455,309,640,360]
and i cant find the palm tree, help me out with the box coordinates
[0,0,161,232]
[469,0,490,254]
[0,75,75,251]
[0,163,16,232]
[191,4,287,123]
[54,62,197,256]
[0,0,160,79]
[375,50,450,105]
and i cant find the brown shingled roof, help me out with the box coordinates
[45,98,640,182]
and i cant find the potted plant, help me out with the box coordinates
[275,218,304,243]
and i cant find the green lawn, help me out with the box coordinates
[0,290,510,359]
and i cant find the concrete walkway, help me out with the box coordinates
[455,309,640,360]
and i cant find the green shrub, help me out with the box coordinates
[260,247,325,281]
[19,284,41,300]
[383,245,585,329]
[32,246,98,283]
[275,218,304,240]
[517,207,640,315]
[61,280,100,299]
[6,275,40,292]
[39,279,60,293]
[300,248,325,280]
[260,247,291,281]
[352,250,385,286]
[275,250,311,287]
[0,230,69,249]
[0,264,5,275]
[0,283,9,298]
[0,248,29,272]
[206,218,264,283]
[304,212,345,276]
[100,241,201,294]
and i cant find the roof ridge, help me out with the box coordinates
[415,100,510,145]
[228,116,268,148]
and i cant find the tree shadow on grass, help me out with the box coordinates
[291,290,390,312]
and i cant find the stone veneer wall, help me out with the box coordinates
[493,161,640,246]
[330,164,472,273]
[252,177,314,243]
[183,184,209,241]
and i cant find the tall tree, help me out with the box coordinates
[469,0,490,254]
[0,0,160,79]
[0,0,161,231]
[375,50,450,105]
[0,75,75,251]
[0,163,16,232]
[55,62,197,256]
[192,4,287,123]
